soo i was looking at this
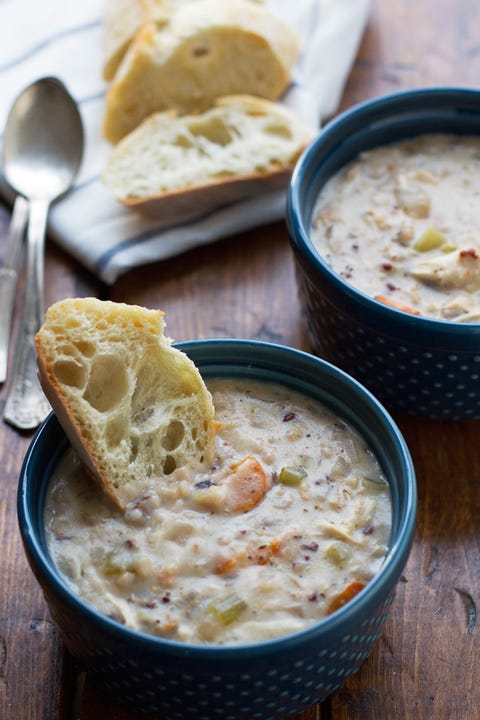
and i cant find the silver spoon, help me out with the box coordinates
[2,76,84,430]
[0,194,29,383]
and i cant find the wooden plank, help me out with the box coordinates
[112,222,309,348]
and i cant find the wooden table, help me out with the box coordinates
[1,1,480,718]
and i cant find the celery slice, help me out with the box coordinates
[326,542,351,566]
[278,466,307,486]
[104,542,137,576]
[208,592,247,625]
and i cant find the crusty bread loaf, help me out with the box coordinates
[102,0,300,143]
[102,95,314,215]
[102,0,266,82]
[35,298,215,509]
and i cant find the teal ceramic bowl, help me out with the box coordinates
[18,339,416,719]
[287,87,480,420]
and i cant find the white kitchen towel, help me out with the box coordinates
[0,0,370,284]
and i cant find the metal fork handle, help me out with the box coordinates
[3,197,51,430]
[0,196,29,383]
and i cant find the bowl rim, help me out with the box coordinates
[287,85,480,334]
[18,338,417,659]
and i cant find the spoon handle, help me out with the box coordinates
[3,197,51,430]
[0,195,29,383]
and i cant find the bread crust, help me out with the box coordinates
[35,299,216,509]
[117,170,294,218]
[102,0,148,81]
[102,0,267,82]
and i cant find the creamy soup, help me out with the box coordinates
[311,134,480,322]
[44,378,391,645]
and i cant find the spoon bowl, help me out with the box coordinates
[3,76,83,200]
[2,76,84,430]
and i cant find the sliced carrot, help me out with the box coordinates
[247,538,283,565]
[375,294,421,315]
[224,456,267,514]
[213,553,237,575]
[327,579,366,615]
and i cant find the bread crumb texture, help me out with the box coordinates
[35,298,215,507]
[103,95,314,204]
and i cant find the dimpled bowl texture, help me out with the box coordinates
[18,339,416,720]
[287,87,480,420]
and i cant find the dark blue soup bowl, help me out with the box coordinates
[287,87,480,420]
[18,339,416,720]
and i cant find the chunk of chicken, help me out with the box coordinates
[411,248,480,292]
[394,173,431,219]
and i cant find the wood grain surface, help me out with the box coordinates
[1,1,480,718]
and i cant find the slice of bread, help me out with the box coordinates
[102,0,300,143]
[35,298,216,509]
[103,0,152,82]
[102,0,266,82]
[102,95,314,216]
